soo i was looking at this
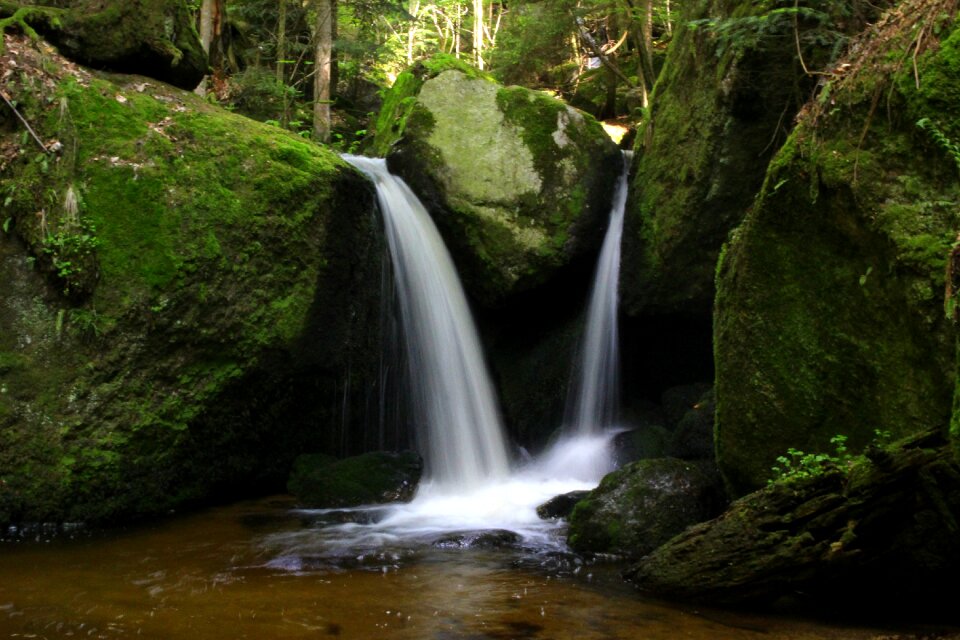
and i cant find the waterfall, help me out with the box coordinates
[565,152,631,435]
[344,155,510,492]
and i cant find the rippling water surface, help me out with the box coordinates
[1,490,951,640]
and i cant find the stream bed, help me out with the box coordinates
[1,495,954,640]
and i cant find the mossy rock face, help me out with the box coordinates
[566,458,725,558]
[626,430,960,615]
[380,60,622,307]
[714,4,960,495]
[621,0,883,316]
[1,0,206,90]
[287,451,423,508]
[0,39,384,524]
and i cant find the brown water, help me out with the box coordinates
[0,497,950,640]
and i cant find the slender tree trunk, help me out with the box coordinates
[277,0,288,125]
[621,0,652,108]
[473,0,483,69]
[407,0,420,64]
[454,2,461,58]
[194,0,215,95]
[640,0,655,86]
[276,0,287,84]
[314,0,334,143]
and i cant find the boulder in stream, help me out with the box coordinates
[374,55,622,308]
[536,490,590,520]
[626,430,960,615]
[566,458,725,558]
[287,451,423,508]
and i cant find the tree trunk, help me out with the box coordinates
[313,0,334,143]
[473,0,483,69]
[194,0,214,95]
[276,0,286,84]
[276,0,287,124]
[454,2,461,58]
[407,0,420,64]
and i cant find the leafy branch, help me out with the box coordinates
[917,117,960,175]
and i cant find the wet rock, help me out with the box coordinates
[567,458,725,558]
[626,430,960,615]
[432,529,522,550]
[536,490,590,520]
[287,451,423,509]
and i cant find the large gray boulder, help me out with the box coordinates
[375,56,622,307]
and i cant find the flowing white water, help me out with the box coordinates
[296,156,621,558]
[566,152,632,435]
[344,155,510,492]
[262,432,617,562]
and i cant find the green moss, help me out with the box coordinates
[287,451,422,508]
[715,10,960,495]
[0,45,382,524]
[369,54,496,157]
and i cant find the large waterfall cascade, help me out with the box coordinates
[565,151,632,435]
[344,155,511,493]
[299,154,626,550]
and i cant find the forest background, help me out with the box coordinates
[183,0,674,147]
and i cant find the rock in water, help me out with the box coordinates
[566,458,725,558]
[287,452,423,508]
[536,490,591,520]
[373,55,622,308]
[626,430,960,616]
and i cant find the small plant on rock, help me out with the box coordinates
[769,434,851,483]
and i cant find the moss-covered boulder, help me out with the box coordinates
[376,56,622,307]
[626,430,960,615]
[287,451,423,508]
[714,1,960,495]
[1,0,206,90]
[620,0,884,316]
[567,458,724,558]
[0,38,383,524]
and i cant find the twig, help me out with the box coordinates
[912,23,926,89]
[760,99,792,157]
[793,0,834,77]
[0,89,47,152]
[575,17,636,88]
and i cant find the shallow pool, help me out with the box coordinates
[1,495,953,639]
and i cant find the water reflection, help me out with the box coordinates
[0,496,950,639]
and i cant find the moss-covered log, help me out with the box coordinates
[626,430,960,615]
[0,0,206,90]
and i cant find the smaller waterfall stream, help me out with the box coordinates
[565,152,631,435]
[344,156,510,492]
